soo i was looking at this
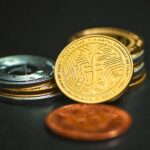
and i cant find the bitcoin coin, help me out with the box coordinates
[45,104,132,141]
[55,35,133,103]
[69,27,144,54]
[0,55,54,86]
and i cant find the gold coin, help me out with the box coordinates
[0,87,61,100]
[55,35,133,103]
[133,62,144,76]
[132,69,145,80]
[69,27,144,54]
[132,49,144,61]
[1,85,60,95]
[129,72,147,88]
[3,79,57,93]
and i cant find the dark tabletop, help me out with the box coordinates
[0,0,150,150]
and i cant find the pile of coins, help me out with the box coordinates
[0,55,60,101]
[45,27,147,141]
[68,27,146,89]
[0,27,147,141]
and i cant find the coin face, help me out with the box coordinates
[45,104,132,141]
[0,55,54,86]
[55,35,133,103]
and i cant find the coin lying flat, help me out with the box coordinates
[45,104,132,141]
[132,49,144,65]
[129,72,147,88]
[133,62,145,77]
[69,27,144,54]
[3,80,57,93]
[0,87,61,100]
[55,35,133,103]
[132,69,145,80]
[0,55,54,86]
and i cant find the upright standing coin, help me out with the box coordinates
[55,35,133,103]
[0,55,54,86]
[45,104,132,141]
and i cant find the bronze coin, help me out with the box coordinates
[45,104,132,141]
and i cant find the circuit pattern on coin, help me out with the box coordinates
[55,35,133,103]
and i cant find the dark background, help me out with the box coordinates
[0,0,149,150]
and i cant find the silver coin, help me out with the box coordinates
[0,55,54,86]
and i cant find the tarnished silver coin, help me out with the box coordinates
[0,55,54,86]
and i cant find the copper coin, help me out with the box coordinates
[45,104,132,141]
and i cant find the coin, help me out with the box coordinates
[132,49,144,65]
[55,35,133,103]
[0,55,54,86]
[45,104,132,141]
[132,68,145,80]
[1,85,59,95]
[129,72,147,88]
[69,27,144,54]
[3,79,57,93]
[133,62,145,77]
[0,87,61,100]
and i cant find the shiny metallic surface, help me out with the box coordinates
[0,55,54,86]
[132,69,146,80]
[0,93,61,101]
[0,88,61,100]
[129,72,147,88]
[68,27,144,54]
[132,49,144,64]
[3,80,57,93]
[133,62,145,76]
[45,104,132,141]
[55,35,133,103]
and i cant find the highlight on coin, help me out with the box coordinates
[68,27,146,89]
[55,35,133,103]
[0,55,61,102]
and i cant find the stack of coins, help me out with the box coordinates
[46,35,134,141]
[0,55,60,102]
[68,27,146,89]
